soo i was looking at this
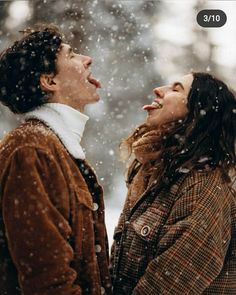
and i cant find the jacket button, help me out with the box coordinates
[95,244,102,253]
[141,225,151,236]
[93,202,99,211]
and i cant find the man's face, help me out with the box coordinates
[52,43,101,111]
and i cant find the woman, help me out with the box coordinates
[110,72,236,294]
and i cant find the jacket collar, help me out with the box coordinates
[24,103,89,159]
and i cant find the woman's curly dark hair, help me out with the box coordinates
[0,24,63,113]
[123,72,236,189]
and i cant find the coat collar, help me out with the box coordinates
[24,103,89,159]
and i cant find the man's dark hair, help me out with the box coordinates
[0,24,63,113]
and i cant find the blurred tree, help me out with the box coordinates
[0,0,235,194]
[82,0,163,196]
[182,0,218,74]
[0,2,8,33]
[0,1,20,136]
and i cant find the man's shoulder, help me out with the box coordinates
[14,118,55,138]
[0,119,63,161]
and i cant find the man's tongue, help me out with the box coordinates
[88,75,101,88]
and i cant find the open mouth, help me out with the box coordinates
[87,73,101,88]
[143,101,163,111]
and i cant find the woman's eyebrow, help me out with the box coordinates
[66,46,73,54]
[172,82,184,90]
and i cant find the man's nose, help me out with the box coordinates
[82,55,92,69]
[153,87,164,98]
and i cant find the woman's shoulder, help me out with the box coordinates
[176,168,235,208]
[179,168,229,190]
[168,168,236,228]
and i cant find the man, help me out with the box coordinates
[0,24,111,295]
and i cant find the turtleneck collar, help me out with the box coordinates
[24,103,89,159]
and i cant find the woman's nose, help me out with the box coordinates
[153,87,164,98]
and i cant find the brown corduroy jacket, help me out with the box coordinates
[0,119,112,295]
[110,168,236,294]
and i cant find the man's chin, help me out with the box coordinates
[92,93,100,102]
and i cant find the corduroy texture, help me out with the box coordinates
[0,119,112,295]
[110,167,236,294]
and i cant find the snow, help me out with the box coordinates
[0,0,236,249]
[104,173,127,246]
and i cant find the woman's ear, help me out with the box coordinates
[40,73,58,92]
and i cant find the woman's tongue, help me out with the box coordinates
[143,102,163,111]
[143,104,158,111]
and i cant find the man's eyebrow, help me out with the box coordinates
[60,44,73,55]
[172,82,184,90]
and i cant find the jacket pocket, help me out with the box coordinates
[132,207,167,243]
[74,186,94,210]
[122,208,168,281]
[122,252,146,283]
[71,187,94,259]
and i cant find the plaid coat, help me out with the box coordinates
[110,169,236,294]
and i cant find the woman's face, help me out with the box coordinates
[144,74,193,127]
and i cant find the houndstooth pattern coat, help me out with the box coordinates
[110,169,236,294]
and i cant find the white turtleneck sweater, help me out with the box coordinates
[24,103,89,159]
